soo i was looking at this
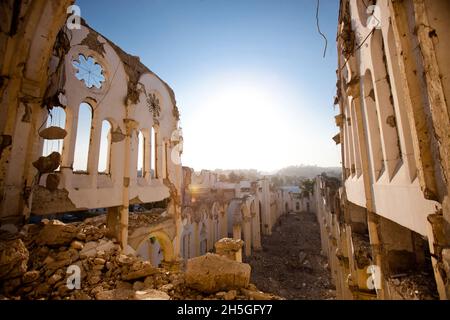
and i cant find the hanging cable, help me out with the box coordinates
[316,0,328,58]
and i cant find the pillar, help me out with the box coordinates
[215,238,244,262]
[232,224,243,262]
[194,222,200,257]
[106,206,120,239]
[120,119,138,250]
[243,218,252,257]
[252,212,262,250]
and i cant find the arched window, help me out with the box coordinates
[371,29,402,179]
[137,130,145,178]
[200,222,207,255]
[98,120,112,173]
[363,70,383,180]
[150,126,157,178]
[387,25,416,180]
[73,102,93,172]
[42,106,66,158]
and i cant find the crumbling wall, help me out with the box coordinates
[333,0,449,299]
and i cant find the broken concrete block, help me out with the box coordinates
[35,220,78,246]
[134,289,170,300]
[79,241,97,258]
[70,240,84,250]
[0,239,29,280]
[45,173,60,191]
[122,261,158,281]
[214,238,244,261]
[32,152,61,174]
[38,126,67,140]
[95,288,135,300]
[185,253,251,293]
[22,270,40,284]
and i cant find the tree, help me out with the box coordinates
[300,179,315,198]
[228,171,240,183]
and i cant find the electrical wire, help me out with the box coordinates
[316,0,328,58]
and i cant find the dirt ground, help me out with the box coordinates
[245,211,336,300]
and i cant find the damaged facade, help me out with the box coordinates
[318,0,450,299]
[0,1,285,300]
[178,168,282,263]
[1,11,184,267]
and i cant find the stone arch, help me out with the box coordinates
[370,28,401,179]
[199,221,208,255]
[352,0,377,29]
[241,202,252,257]
[73,102,93,172]
[146,230,175,263]
[362,68,384,180]
[181,217,193,261]
[385,23,416,181]
[249,199,261,250]
[210,201,220,246]
[98,119,113,174]
[181,206,194,221]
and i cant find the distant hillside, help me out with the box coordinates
[277,165,341,179]
[211,165,341,182]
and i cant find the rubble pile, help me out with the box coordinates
[128,210,168,229]
[387,273,439,300]
[0,217,280,300]
[247,212,335,299]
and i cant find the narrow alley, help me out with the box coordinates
[246,212,336,300]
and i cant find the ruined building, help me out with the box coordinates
[0,1,286,300]
[179,168,283,262]
[0,0,186,270]
[316,0,450,299]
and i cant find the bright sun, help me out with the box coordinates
[182,78,292,172]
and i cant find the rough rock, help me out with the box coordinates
[240,288,276,300]
[32,152,61,174]
[96,288,135,300]
[215,238,244,261]
[0,239,29,280]
[122,261,158,281]
[45,173,60,191]
[186,253,251,293]
[0,215,275,301]
[224,290,237,300]
[22,270,40,284]
[135,289,170,300]
[35,220,78,246]
[70,240,84,250]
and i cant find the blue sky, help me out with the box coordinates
[76,0,341,172]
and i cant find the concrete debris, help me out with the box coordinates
[387,273,439,300]
[0,239,29,280]
[0,217,277,300]
[35,220,79,246]
[185,253,251,293]
[38,126,67,140]
[214,238,244,261]
[45,173,60,191]
[247,212,335,300]
[32,152,61,174]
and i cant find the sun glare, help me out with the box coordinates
[182,78,292,172]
